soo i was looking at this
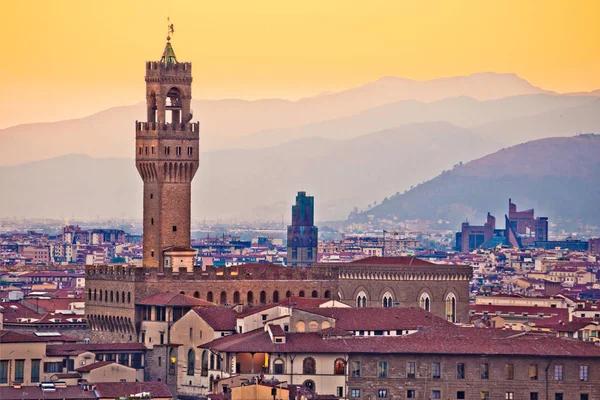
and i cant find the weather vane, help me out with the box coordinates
[166,17,175,42]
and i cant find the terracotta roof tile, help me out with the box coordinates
[76,361,115,372]
[296,307,450,331]
[202,326,600,358]
[193,307,237,331]
[93,382,172,398]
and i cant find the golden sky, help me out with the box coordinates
[1,0,598,128]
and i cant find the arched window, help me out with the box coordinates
[247,291,254,305]
[324,290,331,299]
[127,292,131,303]
[93,289,97,301]
[334,359,346,375]
[356,291,367,308]
[420,292,431,312]
[260,290,267,304]
[303,380,315,392]
[193,291,200,298]
[207,291,214,303]
[104,290,108,302]
[88,289,92,300]
[273,358,285,374]
[201,350,209,376]
[169,348,177,375]
[115,291,120,303]
[322,321,331,330]
[296,321,306,332]
[233,291,240,304]
[382,292,394,308]
[110,291,114,302]
[446,293,457,323]
[302,357,316,375]
[299,290,305,298]
[210,354,215,370]
[286,290,292,298]
[220,291,227,305]
[272,290,280,303]
[121,291,125,304]
[99,290,103,301]
[311,290,318,298]
[308,321,319,332]
[187,349,195,376]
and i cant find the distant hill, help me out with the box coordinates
[0,72,558,166]
[0,122,498,221]
[348,134,600,230]
[238,94,598,148]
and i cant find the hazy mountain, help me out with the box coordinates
[349,134,600,230]
[473,99,600,147]
[0,122,498,222]
[238,94,598,148]
[0,72,554,165]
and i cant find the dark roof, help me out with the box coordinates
[47,343,146,356]
[193,307,237,330]
[296,307,450,331]
[269,324,285,336]
[0,330,77,343]
[202,325,600,358]
[76,361,116,372]
[137,292,215,307]
[94,382,172,398]
[0,386,95,400]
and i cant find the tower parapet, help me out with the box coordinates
[136,39,199,270]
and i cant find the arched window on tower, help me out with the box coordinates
[233,291,240,304]
[382,292,394,308]
[419,292,431,312]
[260,290,267,304]
[247,291,254,305]
[165,87,182,124]
[356,291,368,308]
[446,293,457,323]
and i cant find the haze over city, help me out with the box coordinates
[2,2,600,400]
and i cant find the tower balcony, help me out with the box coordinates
[135,121,200,139]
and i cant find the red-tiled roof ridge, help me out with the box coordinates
[76,360,115,372]
[294,307,451,330]
[201,325,600,357]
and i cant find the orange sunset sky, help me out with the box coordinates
[1,0,598,128]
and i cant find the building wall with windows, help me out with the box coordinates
[346,354,598,400]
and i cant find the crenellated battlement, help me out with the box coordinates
[146,61,192,74]
[86,263,339,283]
[135,121,200,137]
[86,264,141,281]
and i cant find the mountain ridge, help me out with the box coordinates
[349,134,600,230]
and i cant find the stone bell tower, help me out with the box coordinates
[135,35,199,270]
